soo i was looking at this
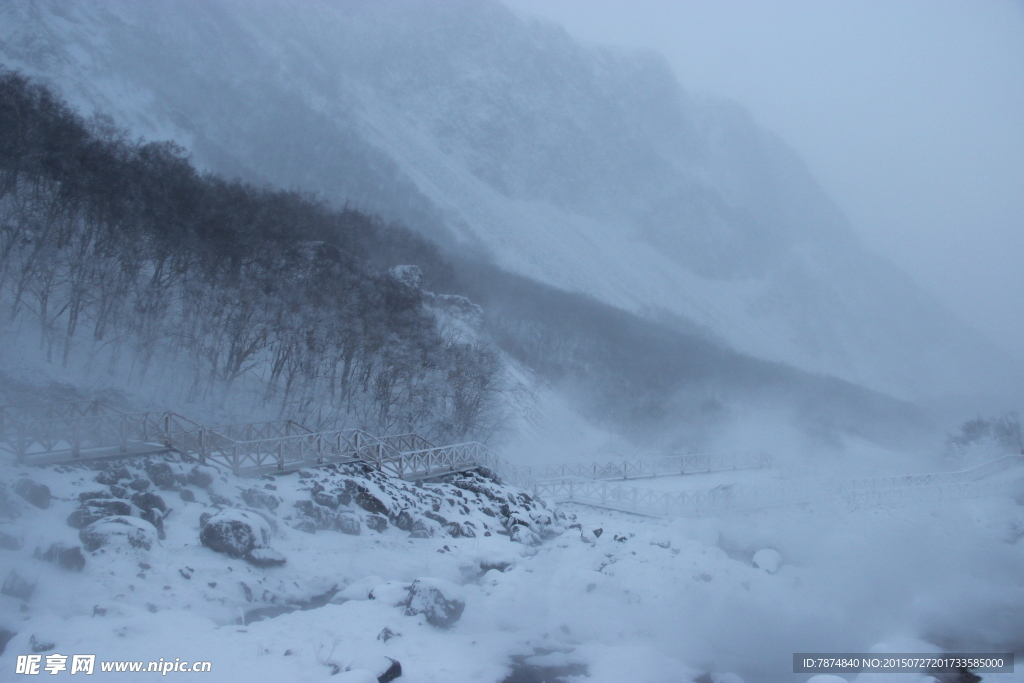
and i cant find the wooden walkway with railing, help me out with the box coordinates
[532,455,1024,517]
[5,400,1014,516]
[521,451,772,482]
[0,400,522,482]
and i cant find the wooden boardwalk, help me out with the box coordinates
[0,400,519,482]
[4,400,1016,517]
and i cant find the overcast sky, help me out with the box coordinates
[504,0,1024,366]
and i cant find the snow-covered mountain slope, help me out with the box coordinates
[0,0,1016,400]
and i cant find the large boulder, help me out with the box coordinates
[365,514,388,533]
[240,487,279,512]
[341,656,402,683]
[294,499,334,530]
[291,518,317,534]
[343,479,389,516]
[354,490,389,516]
[144,462,176,490]
[245,547,286,568]
[510,524,540,546]
[392,510,415,532]
[80,516,157,552]
[409,518,435,539]
[0,531,22,550]
[186,466,214,489]
[13,479,50,509]
[77,490,112,503]
[199,509,271,559]
[35,543,86,572]
[66,499,133,529]
[94,466,130,486]
[1,569,34,601]
[313,491,341,509]
[403,578,466,628]
[130,492,167,514]
[0,482,20,519]
[333,512,361,536]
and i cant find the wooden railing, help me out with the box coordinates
[378,433,434,454]
[212,429,382,475]
[4,400,1015,513]
[207,420,311,443]
[0,401,454,478]
[1,400,106,441]
[533,456,1024,517]
[1,410,199,463]
[523,451,771,482]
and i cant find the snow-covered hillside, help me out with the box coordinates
[0,0,1015,401]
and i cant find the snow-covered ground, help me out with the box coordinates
[1,445,1022,682]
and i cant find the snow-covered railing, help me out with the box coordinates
[379,441,488,480]
[0,399,107,427]
[539,457,1024,517]
[532,478,737,517]
[0,410,204,464]
[373,440,535,487]
[207,420,311,443]
[214,429,382,475]
[0,403,373,475]
[4,400,1021,500]
[524,451,771,482]
[377,433,435,454]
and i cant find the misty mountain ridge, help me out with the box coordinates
[0,0,1014,437]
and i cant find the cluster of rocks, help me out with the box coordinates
[192,463,567,572]
[6,451,566,584]
[285,465,566,545]
[48,459,221,568]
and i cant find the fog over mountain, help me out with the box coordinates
[2,0,1016,408]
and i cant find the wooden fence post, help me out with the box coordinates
[71,419,81,458]
[16,421,26,463]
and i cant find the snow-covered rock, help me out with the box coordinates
[336,575,387,602]
[66,499,133,529]
[403,578,466,628]
[34,543,85,572]
[752,548,782,574]
[334,512,361,536]
[79,515,157,552]
[241,487,280,512]
[13,478,50,509]
[1,569,34,601]
[198,508,271,559]
[345,655,401,683]
[186,466,214,488]
[368,580,412,607]
[144,461,176,490]
[0,481,21,519]
[246,547,287,568]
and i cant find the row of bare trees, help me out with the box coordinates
[0,68,502,442]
